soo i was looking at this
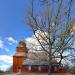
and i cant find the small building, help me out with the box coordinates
[13,40,28,73]
[13,40,65,73]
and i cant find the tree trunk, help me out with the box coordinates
[48,62,52,75]
[48,58,52,75]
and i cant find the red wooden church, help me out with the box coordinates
[13,40,65,73]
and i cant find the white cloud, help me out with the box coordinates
[0,38,10,52]
[26,36,39,50]
[0,55,13,71]
[72,21,75,30]
[72,41,75,48]
[0,55,13,64]
[0,64,9,72]
[26,37,39,46]
[4,47,10,52]
[26,30,48,50]
[7,37,18,45]
[8,42,12,45]
[0,39,4,48]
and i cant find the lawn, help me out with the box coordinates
[17,73,30,75]
[54,74,66,75]
[0,72,75,75]
[17,73,75,75]
[0,73,3,75]
[0,73,75,75]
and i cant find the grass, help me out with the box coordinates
[55,73,69,75]
[0,73,3,75]
[53,73,66,75]
[0,73,74,75]
[17,73,75,75]
[17,73,30,75]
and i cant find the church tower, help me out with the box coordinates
[13,40,28,73]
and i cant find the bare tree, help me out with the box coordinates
[25,0,75,75]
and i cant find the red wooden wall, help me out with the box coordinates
[13,56,25,73]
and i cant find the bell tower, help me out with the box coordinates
[13,40,28,73]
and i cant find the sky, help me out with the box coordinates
[0,0,33,71]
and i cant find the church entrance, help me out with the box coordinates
[18,66,21,73]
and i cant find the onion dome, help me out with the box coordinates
[19,39,26,47]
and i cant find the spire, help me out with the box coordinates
[19,39,26,47]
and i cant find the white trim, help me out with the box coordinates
[38,66,41,71]
[28,66,31,71]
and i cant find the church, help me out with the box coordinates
[13,40,65,73]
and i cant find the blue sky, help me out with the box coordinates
[0,0,32,39]
[0,0,33,71]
